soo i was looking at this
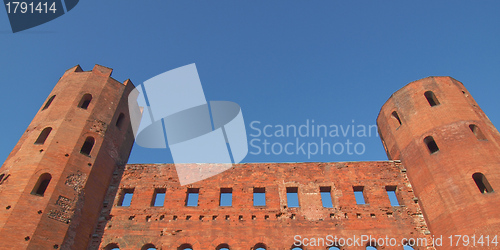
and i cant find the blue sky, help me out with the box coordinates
[1,1,499,165]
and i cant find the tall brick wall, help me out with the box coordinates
[0,65,136,249]
[377,77,500,249]
[92,162,432,250]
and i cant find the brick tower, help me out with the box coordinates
[377,77,500,248]
[0,65,136,249]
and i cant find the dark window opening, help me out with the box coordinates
[424,91,440,107]
[141,244,157,250]
[119,189,134,206]
[469,124,487,141]
[178,243,193,250]
[320,186,333,208]
[220,188,232,206]
[34,127,52,145]
[116,113,125,129]
[253,187,266,206]
[104,243,120,250]
[254,243,267,250]
[80,136,95,156]
[286,187,299,207]
[391,111,402,128]
[385,186,400,206]
[78,94,92,109]
[472,173,494,194]
[42,95,56,110]
[353,186,366,205]
[186,188,199,207]
[31,173,51,196]
[216,243,230,250]
[424,136,439,154]
[152,188,166,207]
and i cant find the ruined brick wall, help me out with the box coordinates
[93,162,433,250]
[0,65,136,249]
[377,77,500,249]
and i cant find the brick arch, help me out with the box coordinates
[173,236,201,249]
[100,237,129,250]
[209,236,238,249]
[137,238,162,250]
[249,236,271,250]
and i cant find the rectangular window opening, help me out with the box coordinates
[286,187,299,208]
[220,188,232,207]
[320,186,333,208]
[253,187,266,206]
[185,188,199,207]
[353,186,366,205]
[152,188,166,207]
[385,186,400,206]
[119,188,134,207]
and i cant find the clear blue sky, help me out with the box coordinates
[1,1,499,165]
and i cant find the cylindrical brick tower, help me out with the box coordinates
[377,76,500,249]
[0,65,137,249]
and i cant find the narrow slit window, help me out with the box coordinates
[116,113,125,129]
[31,173,51,196]
[186,188,199,207]
[424,136,439,154]
[34,127,52,145]
[469,124,487,141]
[80,137,95,156]
[78,93,92,109]
[253,187,266,206]
[152,188,166,207]
[391,111,402,128]
[320,186,333,208]
[472,173,494,194]
[353,186,366,205]
[119,189,134,206]
[42,95,55,110]
[424,91,440,107]
[220,188,232,207]
[286,187,299,208]
[385,186,400,206]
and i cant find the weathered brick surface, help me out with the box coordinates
[0,65,136,249]
[93,162,432,250]
[377,77,500,249]
[2,68,497,250]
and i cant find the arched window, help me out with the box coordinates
[31,173,51,196]
[366,241,377,249]
[424,91,440,107]
[328,247,341,250]
[34,127,52,145]
[254,243,267,250]
[78,94,92,109]
[116,113,125,129]
[104,243,120,250]
[472,173,494,194]
[178,243,193,250]
[424,136,439,154]
[403,245,415,250]
[291,247,302,250]
[391,111,402,128]
[469,124,487,140]
[80,136,95,156]
[141,243,157,250]
[42,95,56,110]
[216,243,230,250]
